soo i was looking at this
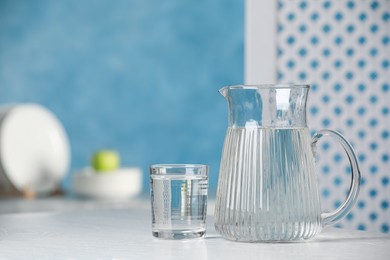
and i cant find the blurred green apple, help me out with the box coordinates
[91,150,120,172]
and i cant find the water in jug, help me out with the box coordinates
[214,84,361,242]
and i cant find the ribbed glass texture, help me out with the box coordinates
[215,127,322,242]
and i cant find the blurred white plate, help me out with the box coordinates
[72,168,142,200]
[0,104,70,195]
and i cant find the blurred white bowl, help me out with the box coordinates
[0,104,70,195]
[72,167,143,200]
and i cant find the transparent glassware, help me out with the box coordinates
[214,84,361,242]
[150,164,208,240]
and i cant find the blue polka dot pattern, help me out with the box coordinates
[277,0,390,233]
[382,177,389,186]
[369,212,378,221]
[358,224,366,231]
[322,188,330,197]
[382,224,389,232]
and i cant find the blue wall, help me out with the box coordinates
[0,0,243,195]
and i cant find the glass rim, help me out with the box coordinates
[150,164,208,176]
[220,84,310,91]
[150,164,208,169]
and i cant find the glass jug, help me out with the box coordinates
[214,84,361,242]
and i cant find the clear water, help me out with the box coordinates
[215,127,322,241]
[150,175,208,239]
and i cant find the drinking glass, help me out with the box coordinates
[150,164,208,239]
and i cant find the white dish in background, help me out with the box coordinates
[0,104,70,195]
[72,168,143,200]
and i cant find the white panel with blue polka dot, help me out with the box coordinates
[277,0,390,233]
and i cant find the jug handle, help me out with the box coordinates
[311,129,361,227]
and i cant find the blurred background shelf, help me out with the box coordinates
[0,195,217,216]
[0,195,149,215]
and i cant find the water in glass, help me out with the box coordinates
[150,173,208,239]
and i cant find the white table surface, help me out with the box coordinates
[0,200,389,260]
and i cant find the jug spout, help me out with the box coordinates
[219,86,228,99]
